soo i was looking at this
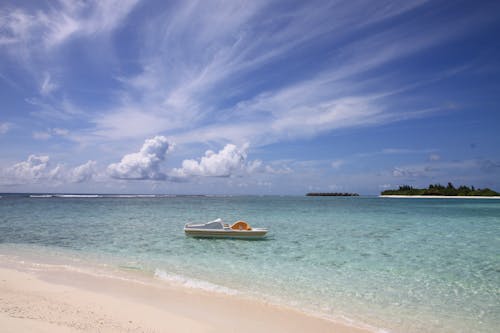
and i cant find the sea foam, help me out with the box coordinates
[154,269,239,296]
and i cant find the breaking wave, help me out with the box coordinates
[154,269,239,296]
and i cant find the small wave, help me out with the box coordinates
[27,194,180,198]
[105,194,157,198]
[154,269,239,296]
[55,194,102,198]
[154,268,389,333]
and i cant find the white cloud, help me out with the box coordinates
[1,155,97,185]
[25,97,84,121]
[173,89,442,147]
[328,184,343,191]
[40,73,57,96]
[392,167,423,178]
[0,122,11,134]
[391,160,479,179]
[0,9,32,47]
[48,163,65,182]
[429,153,441,161]
[9,155,50,181]
[71,160,97,183]
[5,0,484,149]
[245,160,263,174]
[382,148,418,154]
[92,108,174,140]
[244,159,293,175]
[0,0,139,52]
[2,1,498,195]
[264,164,293,175]
[107,136,171,180]
[172,144,248,178]
[53,128,69,136]
[32,128,69,140]
[33,131,52,140]
[331,159,345,169]
[85,0,446,144]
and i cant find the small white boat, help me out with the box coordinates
[184,218,268,239]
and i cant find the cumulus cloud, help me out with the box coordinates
[9,155,51,181]
[48,164,66,182]
[107,136,171,180]
[172,144,248,178]
[1,155,97,185]
[171,144,291,179]
[71,160,97,183]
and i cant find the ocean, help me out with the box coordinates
[0,195,499,333]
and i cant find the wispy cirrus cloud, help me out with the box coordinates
[32,127,69,140]
[3,0,491,147]
[0,0,139,113]
[0,0,139,52]
[2,1,499,194]
[39,72,57,96]
[85,0,452,144]
[390,159,488,180]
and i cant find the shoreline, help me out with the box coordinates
[0,252,371,333]
[379,195,500,199]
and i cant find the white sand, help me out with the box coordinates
[0,260,370,333]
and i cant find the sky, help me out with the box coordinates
[1,0,499,195]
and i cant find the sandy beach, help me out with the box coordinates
[0,258,369,333]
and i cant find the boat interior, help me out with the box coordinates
[230,221,252,230]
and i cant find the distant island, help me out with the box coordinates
[381,183,500,196]
[306,192,359,197]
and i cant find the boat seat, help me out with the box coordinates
[230,221,252,230]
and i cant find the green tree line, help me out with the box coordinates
[381,183,500,196]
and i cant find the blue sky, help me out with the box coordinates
[1,0,499,194]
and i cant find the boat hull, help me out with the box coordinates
[184,228,267,239]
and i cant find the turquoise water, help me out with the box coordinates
[0,195,499,332]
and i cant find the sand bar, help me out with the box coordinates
[0,256,370,333]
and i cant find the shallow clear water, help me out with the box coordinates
[0,195,499,333]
